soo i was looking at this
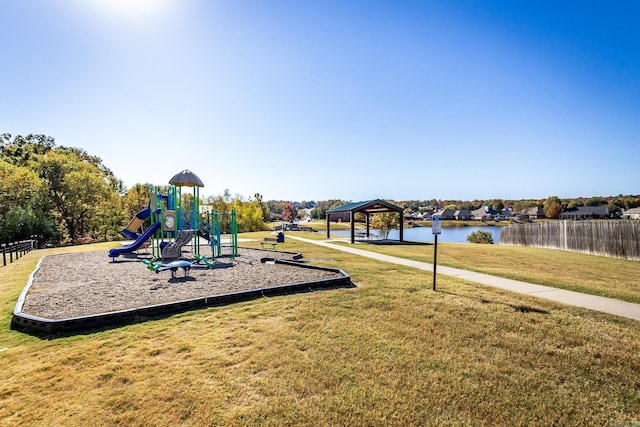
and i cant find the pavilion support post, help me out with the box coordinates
[399,212,404,242]
[326,214,330,239]
[366,213,370,238]
[350,212,355,244]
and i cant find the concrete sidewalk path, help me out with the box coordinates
[286,235,640,321]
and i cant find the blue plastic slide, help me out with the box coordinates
[109,222,161,259]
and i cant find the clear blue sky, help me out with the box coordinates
[2,0,639,202]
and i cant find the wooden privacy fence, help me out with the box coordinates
[499,220,640,261]
[1,239,38,267]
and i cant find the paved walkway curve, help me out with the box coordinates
[286,235,640,321]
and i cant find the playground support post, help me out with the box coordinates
[231,209,238,257]
[150,186,163,258]
[212,212,221,257]
[193,185,200,257]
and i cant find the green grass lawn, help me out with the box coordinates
[329,239,640,304]
[1,238,639,426]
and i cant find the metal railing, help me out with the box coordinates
[1,239,38,267]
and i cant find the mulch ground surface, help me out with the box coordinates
[20,247,343,320]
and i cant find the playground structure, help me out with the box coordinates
[13,247,352,334]
[12,173,354,335]
[108,170,238,265]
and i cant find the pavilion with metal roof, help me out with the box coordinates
[326,199,404,244]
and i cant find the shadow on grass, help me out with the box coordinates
[439,289,550,315]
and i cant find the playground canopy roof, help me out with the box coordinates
[169,169,204,187]
[326,199,404,243]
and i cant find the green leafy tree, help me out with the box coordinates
[354,212,367,223]
[202,192,267,233]
[232,199,266,232]
[308,200,344,220]
[0,160,46,211]
[310,206,322,220]
[623,197,640,210]
[94,191,125,241]
[0,205,59,244]
[38,149,120,242]
[253,193,271,222]
[467,230,494,244]
[0,158,59,243]
[585,197,604,207]
[123,183,153,224]
[0,133,55,167]
[1,133,137,243]
[205,195,229,214]
[607,199,624,218]
[266,200,284,215]
[371,212,400,239]
[491,199,505,212]
[204,195,231,232]
[543,196,562,210]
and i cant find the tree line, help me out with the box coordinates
[0,134,270,245]
[276,194,640,222]
[3,133,637,245]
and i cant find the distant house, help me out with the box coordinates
[519,206,545,220]
[432,209,456,220]
[470,206,497,221]
[622,207,640,219]
[408,211,424,220]
[403,211,423,221]
[419,207,436,219]
[561,206,609,220]
[454,209,471,220]
[493,213,512,221]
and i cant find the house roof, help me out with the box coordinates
[326,199,403,214]
[471,207,493,217]
[520,206,545,215]
[623,207,640,214]
[561,206,609,216]
[325,199,405,243]
[432,208,456,217]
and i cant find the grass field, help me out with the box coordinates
[328,239,640,304]
[1,236,639,426]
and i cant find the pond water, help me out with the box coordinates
[331,225,505,244]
